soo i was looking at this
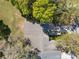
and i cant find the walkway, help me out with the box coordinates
[24,21,61,59]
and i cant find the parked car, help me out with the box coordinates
[60,26,68,34]
[48,27,61,36]
[41,23,50,34]
[41,24,64,36]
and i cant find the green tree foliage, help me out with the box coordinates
[53,0,79,25]
[53,0,71,25]
[8,0,79,24]
[10,0,30,16]
[66,0,79,23]
[33,0,57,23]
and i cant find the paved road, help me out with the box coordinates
[24,21,61,59]
[38,50,61,59]
[24,21,50,51]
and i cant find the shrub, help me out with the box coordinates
[56,33,79,56]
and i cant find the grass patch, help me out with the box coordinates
[0,0,25,36]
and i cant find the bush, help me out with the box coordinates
[0,20,11,40]
[56,33,79,56]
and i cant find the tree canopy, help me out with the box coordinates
[9,0,79,25]
[33,0,57,23]
[10,0,30,16]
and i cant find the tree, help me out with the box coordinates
[9,0,36,18]
[52,0,71,25]
[53,0,79,25]
[10,0,30,16]
[33,0,57,23]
